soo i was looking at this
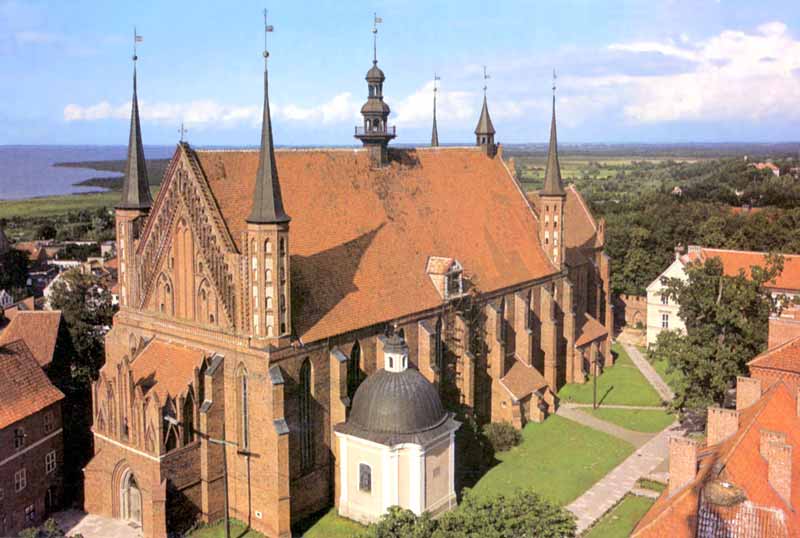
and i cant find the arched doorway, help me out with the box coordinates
[120,470,142,527]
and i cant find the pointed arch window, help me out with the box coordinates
[348,341,361,401]
[279,238,286,257]
[299,359,313,472]
[434,317,443,372]
[182,392,195,445]
[237,367,250,450]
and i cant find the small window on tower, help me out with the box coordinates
[359,463,372,493]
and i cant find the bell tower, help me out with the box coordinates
[354,14,395,167]
[540,71,566,270]
[247,16,292,346]
[116,30,153,309]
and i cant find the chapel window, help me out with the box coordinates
[299,359,314,472]
[237,368,250,450]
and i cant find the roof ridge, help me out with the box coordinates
[748,336,800,367]
[700,247,800,259]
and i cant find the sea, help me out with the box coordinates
[0,145,175,200]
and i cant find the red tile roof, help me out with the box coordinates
[0,339,64,429]
[131,339,204,402]
[575,313,609,348]
[748,336,800,373]
[500,359,548,400]
[632,382,800,538]
[682,248,800,292]
[0,311,63,367]
[193,147,558,343]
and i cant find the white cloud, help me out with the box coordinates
[602,21,800,123]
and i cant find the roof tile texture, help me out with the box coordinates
[682,248,800,292]
[195,147,557,342]
[131,339,204,402]
[0,339,64,429]
[0,311,62,367]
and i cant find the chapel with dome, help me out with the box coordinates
[334,330,460,523]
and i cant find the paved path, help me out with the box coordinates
[557,404,653,448]
[566,420,682,533]
[622,342,675,402]
[53,510,142,538]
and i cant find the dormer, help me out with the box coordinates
[426,256,464,300]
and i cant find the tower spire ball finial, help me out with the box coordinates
[372,13,382,64]
[431,73,440,147]
[482,65,490,96]
[263,9,273,68]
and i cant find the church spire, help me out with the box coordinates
[474,66,496,156]
[247,12,290,225]
[431,74,440,147]
[117,30,153,211]
[542,71,566,197]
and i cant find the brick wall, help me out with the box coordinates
[614,294,647,330]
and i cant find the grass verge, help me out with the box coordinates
[557,344,663,407]
[585,408,675,433]
[470,415,634,506]
[187,519,265,538]
[292,507,365,538]
[581,494,655,538]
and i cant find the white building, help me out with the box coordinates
[0,289,13,309]
[646,246,800,346]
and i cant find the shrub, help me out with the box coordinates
[482,422,521,453]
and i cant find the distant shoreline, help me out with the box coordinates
[54,158,171,191]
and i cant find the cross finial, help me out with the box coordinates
[263,9,274,69]
[178,122,188,143]
[552,69,557,97]
[372,13,383,64]
[483,65,490,95]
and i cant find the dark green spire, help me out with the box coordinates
[247,63,290,225]
[542,95,565,197]
[117,65,153,210]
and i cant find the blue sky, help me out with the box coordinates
[2,0,800,146]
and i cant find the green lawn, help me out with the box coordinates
[586,408,676,433]
[293,508,365,538]
[187,520,265,538]
[0,186,159,219]
[582,494,655,538]
[636,478,667,493]
[558,344,663,407]
[470,415,635,506]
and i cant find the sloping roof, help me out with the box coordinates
[0,339,64,429]
[131,339,204,402]
[0,311,63,367]
[575,313,609,348]
[632,382,800,538]
[681,248,800,292]
[193,147,557,343]
[748,336,800,373]
[500,359,548,400]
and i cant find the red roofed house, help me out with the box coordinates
[0,311,67,372]
[82,37,612,538]
[0,339,65,536]
[646,246,800,346]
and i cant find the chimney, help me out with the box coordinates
[674,244,684,262]
[669,436,699,494]
[761,431,793,504]
[707,407,739,446]
[736,376,762,410]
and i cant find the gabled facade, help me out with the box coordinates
[83,33,613,538]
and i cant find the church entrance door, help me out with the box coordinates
[121,472,142,527]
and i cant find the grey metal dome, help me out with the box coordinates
[360,99,391,114]
[366,61,385,82]
[348,368,447,435]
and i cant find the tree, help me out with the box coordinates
[0,249,29,291]
[360,489,576,538]
[48,269,114,384]
[35,224,57,240]
[651,255,782,416]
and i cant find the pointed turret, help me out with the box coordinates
[247,62,290,224]
[542,95,566,197]
[431,82,440,147]
[117,65,153,210]
[474,94,496,156]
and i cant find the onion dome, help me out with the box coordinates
[366,61,385,83]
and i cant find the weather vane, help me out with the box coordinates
[552,69,557,97]
[133,27,143,62]
[372,12,383,63]
[483,65,490,95]
[263,9,274,67]
[178,122,188,143]
[433,73,441,94]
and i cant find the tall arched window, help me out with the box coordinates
[299,359,313,472]
[279,238,286,256]
[182,392,195,445]
[237,367,249,450]
[434,317,443,372]
[347,341,361,401]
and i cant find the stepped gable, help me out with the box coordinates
[194,146,557,343]
[0,339,64,429]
